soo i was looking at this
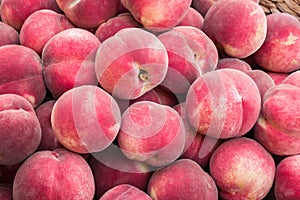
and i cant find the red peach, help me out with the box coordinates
[0,94,41,165]
[210,137,275,199]
[148,159,218,200]
[95,28,168,100]
[177,7,204,29]
[51,85,121,154]
[118,101,185,167]
[0,45,46,107]
[267,72,289,85]
[121,0,192,32]
[20,9,74,56]
[282,70,300,88]
[56,0,120,29]
[216,58,252,73]
[0,185,12,200]
[100,184,152,200]
[12,148,95,200]
[0,22,19,46]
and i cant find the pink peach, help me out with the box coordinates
[0,22,19,46]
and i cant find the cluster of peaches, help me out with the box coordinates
[0,0,300,199]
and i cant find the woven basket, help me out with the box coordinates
[259,0,300,20]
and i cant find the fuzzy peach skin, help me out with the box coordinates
[202,0,267,58]
[51,85,121,154]
[158,26,218,94]
[186,68,261,139]
[20,9,74,56]
[118,101,185,167]
[282,70,300,87]
[42,28,100,99]
[56,0,120,29]
[254,115,300,156]
[100,184,152,200]
[148,159,218,200]
[89,145,152,199]
[210,137,275,200]
[0,45,46,107]
[0,22,19,46]
[12,148,95,200]
[275,155,300,200]
[0,0,61,31]
[95,13,141,42]
[267,72,289,85]
[216,58,252,73]
[36,100,62,151]
[121,0,192,32]
[95,28,168,100]
[0,185,12,200]
[177,7,204,29]
[253,13,300,73]
[0,94,41,165]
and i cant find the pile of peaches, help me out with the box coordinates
[0,0,300,199]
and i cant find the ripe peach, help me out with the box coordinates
[253,13,300,73]
[12,148,95,200]
[100,184,152,200]
[0,45,46,107]
[202,0,267,58]
[186,68,261,139]
[89,145,152,199]
[216,58,252,73]
[20,9,74,56]
[210,137,275,199]
[118,101,185,167]
[148,159,218,200]
[121,0,192,32]
[158,26,218,94]
[0,185,12,200]
[56,0,120,29]
[177,7,204,29]
[95,28,168,100]
[0,0,61,30]
[282,70,300,87]
[267,72,289,85]
[275,155,300,200]
[0,22,19,46]
[95,13,141,42]
[0,94,41,165]
[52,85,121,154]
[42,28,100,98]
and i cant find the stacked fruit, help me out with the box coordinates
[0,0,300,199]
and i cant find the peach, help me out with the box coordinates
[0,45,46,107]
[95,28,168,100]
[0,185,12,200]
[282,70,300,87]
[51,85,121,154]
[253,13,300,73]
[177,7,204,29]
[275,155,300,200]
[100,184,152,200]
[158,26,218,94]
[56,0,120,29]
[95,13,141,42]
[42,28,100,98]
[202,0,267,58]
[148,159,218,200]
[121,0,192,32]
[36,100,62,151]
[216,58,252,73]
[254,115,300,155]
[0,22,19,46]
[0,94,41,165]
[186,68,261,139]
[118,101,185,167]
[12,148,95,200]
[209,137,275,199]
[89,145,152,199]
[20,9,74,56]
[267,72,289,85]
[0,0,61,31]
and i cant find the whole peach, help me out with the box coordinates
[217,58,252,73]
[0,22,19,46]
[177,7,204,29]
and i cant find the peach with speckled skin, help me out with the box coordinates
[202,0,267,58]
[100,184,152,200]
[121,0,192,32]
[148,159,218,200]
[118,101,185,167]
[217,58,252,73]
[42,28,100,99]
[0,22,19,46]
[254,13,300,73]
[12,148,95,200]
[210,137,275,200]
[177,7,204,29]
[51,85,121,154]
[56,0,120,29]
[20,9,74,56]
[0,94,41,165]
